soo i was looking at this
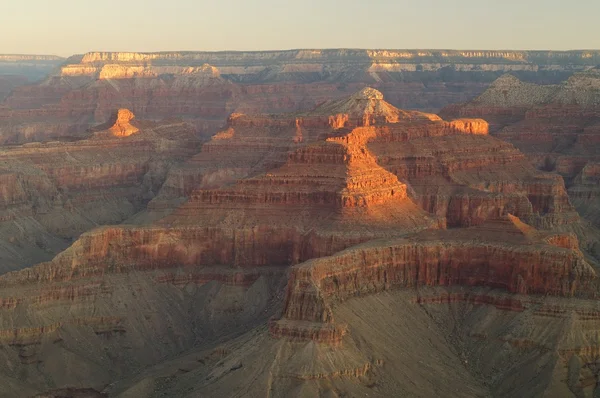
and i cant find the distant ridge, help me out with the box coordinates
[72,49,600,66]
[0,54,64,61]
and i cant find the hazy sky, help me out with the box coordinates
[1,0,599,56]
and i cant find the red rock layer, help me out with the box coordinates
[442,73,600,233]
[271,216,596,343]
[367,121,577,228]
[156,88,576,230]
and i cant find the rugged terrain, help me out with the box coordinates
[0,87,596,397]
[1,50,598,144]
[0,109,200,273]
[443,70,600,258]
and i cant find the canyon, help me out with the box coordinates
[0,85,597,397]
[0,50,597,144]
[0,50,598,397]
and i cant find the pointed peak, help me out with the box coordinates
[493,74,524,85]
[351,87,384,100]
[305,86,436,127]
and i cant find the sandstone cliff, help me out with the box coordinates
[271,216,596,344]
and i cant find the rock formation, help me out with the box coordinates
[106,108,139,137]
[0,110,200,273]
[442,71,600,248]
[271,215,595,344]
[157,88,577,229]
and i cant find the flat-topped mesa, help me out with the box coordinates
[271,215,596,344]
[74,50,600,66]
[60,62,222,80]
[107,109,139,137]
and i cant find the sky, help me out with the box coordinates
[1,0,599,56]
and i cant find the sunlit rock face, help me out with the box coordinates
[107,108,139,137]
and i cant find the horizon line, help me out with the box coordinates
[3,48,600,59]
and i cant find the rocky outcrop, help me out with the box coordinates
[271,216,596,343]
[106,108,139,137]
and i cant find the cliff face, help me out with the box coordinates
[1,49,595,144]
[0,263,287,395]
[71,49,600,65]
[271,216,596,344]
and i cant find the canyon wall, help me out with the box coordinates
[271,216,596,344]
